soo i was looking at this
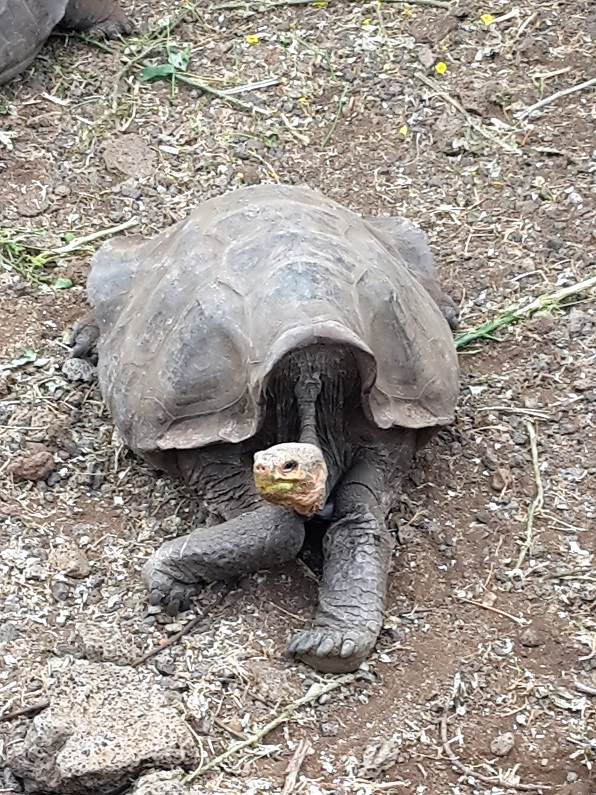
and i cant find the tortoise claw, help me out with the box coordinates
[288,627,376,673]
[143,547,203,616]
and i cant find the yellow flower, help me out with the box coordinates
[362,18,372,25]
[312,0,327,5]
[298,97,308,103]
[398,124,408,136]
[402,3,411,14]
[245,35,259,44]
[480,13,494,24]
[435,61,448,74]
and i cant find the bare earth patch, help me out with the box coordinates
[1,1,595,793]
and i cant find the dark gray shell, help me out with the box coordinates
[88,184,459,453]
[0,0,68,84]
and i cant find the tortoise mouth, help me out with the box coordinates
[253,469,326,516]
[254,473,302,495]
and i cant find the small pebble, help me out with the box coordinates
[490,732,515,757]
[320,721,339,737]
[519,626,544,648]
[49,544,91,579]
[8,448,55,482]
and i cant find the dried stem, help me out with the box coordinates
[132,594,225,667]
[515,421,544,570]
[281,739,311,795]
[517,76,596,119]
[456,597,529,626]
[0,701,49,722]
[185,674,354,782]
[455,275,596,349]
[321,86,348,147]
[52,218,139,255]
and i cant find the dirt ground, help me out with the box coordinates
[1,0,595,793]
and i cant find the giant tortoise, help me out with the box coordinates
[0,0,132,85]
[70,184,460,673]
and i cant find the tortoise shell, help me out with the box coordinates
[0,0,68,84]
[87,184,459,453]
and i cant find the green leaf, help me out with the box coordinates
[168,47,190,71]
[20,348,37,363]
[53,277,73,290]
[63,232,76,243]
[138,63,176,82]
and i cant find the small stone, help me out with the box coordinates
[155,659,176,676]
[490,732,515,757]
[417,45,435,69]
[320,721,339,736]
[50,581,70,601]
[8,449,55,482]
[61,358,96,383]
[490,467,512,492]
[49,544,91,579]
[131,770,188,795]
[6,662,198,794]
[164,622,183,635]
[239,165,261,185]
[519,626,544,647]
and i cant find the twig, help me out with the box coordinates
[516,76,596,119]
[515,421,544,570]
[574,681,596,697]
[210,0,325,9]
[213,716,247,740]
[321,86,348,148]
[185,674,354,782]
[132,594,225,667]
[281,739,311,795]
[455,274,596,349]
[171,72,271,115]
[211,0,450,7]
[441,714,550,791]
[378,0,450,6]
[220,77,280,95]
[0,701,49,722]
[476,406,550,420]
[456,597,529,626]
[52,218,139,255]
[415,72,521,155]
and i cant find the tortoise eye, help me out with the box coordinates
[281,460,297,473]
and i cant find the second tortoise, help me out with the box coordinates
[0,0,132,85]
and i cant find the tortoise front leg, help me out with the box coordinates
[144,504,305,616]
[58,0,133,37]
[68,311,100,361]
[288,432,418,673]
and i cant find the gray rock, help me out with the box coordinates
[490,732,515,757]
[519,626,544,648]
[61,358,96,383]
[6,661,198,794]
[130,769,189,795]
[73,622,143,666]
[48,543,91,579]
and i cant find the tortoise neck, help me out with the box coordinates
[295,373,323,449]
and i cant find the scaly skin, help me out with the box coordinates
[143,503,305,616]
[287,442,416,673]
[59,0,133,36]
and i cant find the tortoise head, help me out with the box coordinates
[253,443,327,516]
